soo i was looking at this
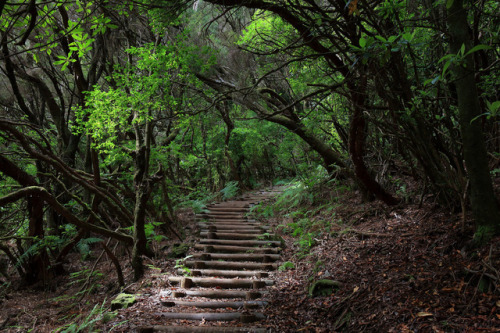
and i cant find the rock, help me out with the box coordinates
[167,243,191,259]
[308,279,342,297]
[111,293,137,310]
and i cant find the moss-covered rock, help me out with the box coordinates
[308,279,342,297]
[111,293,137,310]
[167,243,191,259]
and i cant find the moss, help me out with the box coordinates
[308,279,342,297]
[111,293,136,310]
[473,226,496,246]
[167,243,191,259]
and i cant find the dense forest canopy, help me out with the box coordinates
[0,0,499,286]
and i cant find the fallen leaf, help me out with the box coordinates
[417,312,433,317]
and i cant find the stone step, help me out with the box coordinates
[180,269,269,278]
[161,300,267,309]
[200,232,275,240]
[192,253,280,262]
[185,260,277,271]
[194,244,279,254]
[167,276,273,288]
[171,289,266,300]
[199,239,281,247]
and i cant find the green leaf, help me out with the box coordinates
[487,101,500,116]
[459,43,465,55]
[359,37,366,48]
[446,0,454,9]
[442,60,452,76]
[438,54,454,63]
[464,44,492,57]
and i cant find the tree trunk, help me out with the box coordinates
[267,114,345,174]
[348,77,399,206]
[447,0,500,243]
[0,154,51,284]
[131,113,155,281]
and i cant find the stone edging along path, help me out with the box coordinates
[138,188,284,333]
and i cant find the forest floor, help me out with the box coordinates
[1,187,500,332]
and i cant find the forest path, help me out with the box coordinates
[139,187,284,332]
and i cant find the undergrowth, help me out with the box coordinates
[253,166,347,256]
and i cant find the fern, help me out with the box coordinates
[55,300,111,333]
[76,237,103,260]
[220,181,240,200]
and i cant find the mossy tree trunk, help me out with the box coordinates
[131,112,155,281]
[447,0,500,244]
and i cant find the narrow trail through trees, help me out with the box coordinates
[139,188,283,332]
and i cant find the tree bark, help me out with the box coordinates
[447,0,500,243]
[0,154,50,284]
[348,77,400,206]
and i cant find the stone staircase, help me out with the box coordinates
[139,188,283,332]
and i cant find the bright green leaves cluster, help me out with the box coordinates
[76,44,175,152]
[75,37,215,153]
[75,88,134,152]
[237,10,295,51]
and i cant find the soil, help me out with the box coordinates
[1,190,499,332]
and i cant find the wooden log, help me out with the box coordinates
[197,221,260,227]
[200,214,246,219]
[196,218,252,223]
[137,326,261,333]
[197,223,268,229]
[198,239,281,247]
[167,276,274,288]
[138,325,267,332]
[199,232,276,240]
[185,260,277,271]
[198,222,270,230]
[160,300,267,309]
[200,228,265,234]
[207,203,250,208]
[192,253,280,262]
[194,244,279,254]
[147,312,264,322]
[179,269,269,278]
[170,289,265,299]
[207,208,250,212]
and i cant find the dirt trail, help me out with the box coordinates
[139,188,283,332]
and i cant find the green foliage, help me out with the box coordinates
[174,255,193,277]
[144,222,168,243]
[76,237,103,260]
[67,268,103,297]
[278,261,295,271]
[54,300,119,333]
[237,11,295,52]
[167,243,191,259]
[220,181,240,200]
[16,233,76,267]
